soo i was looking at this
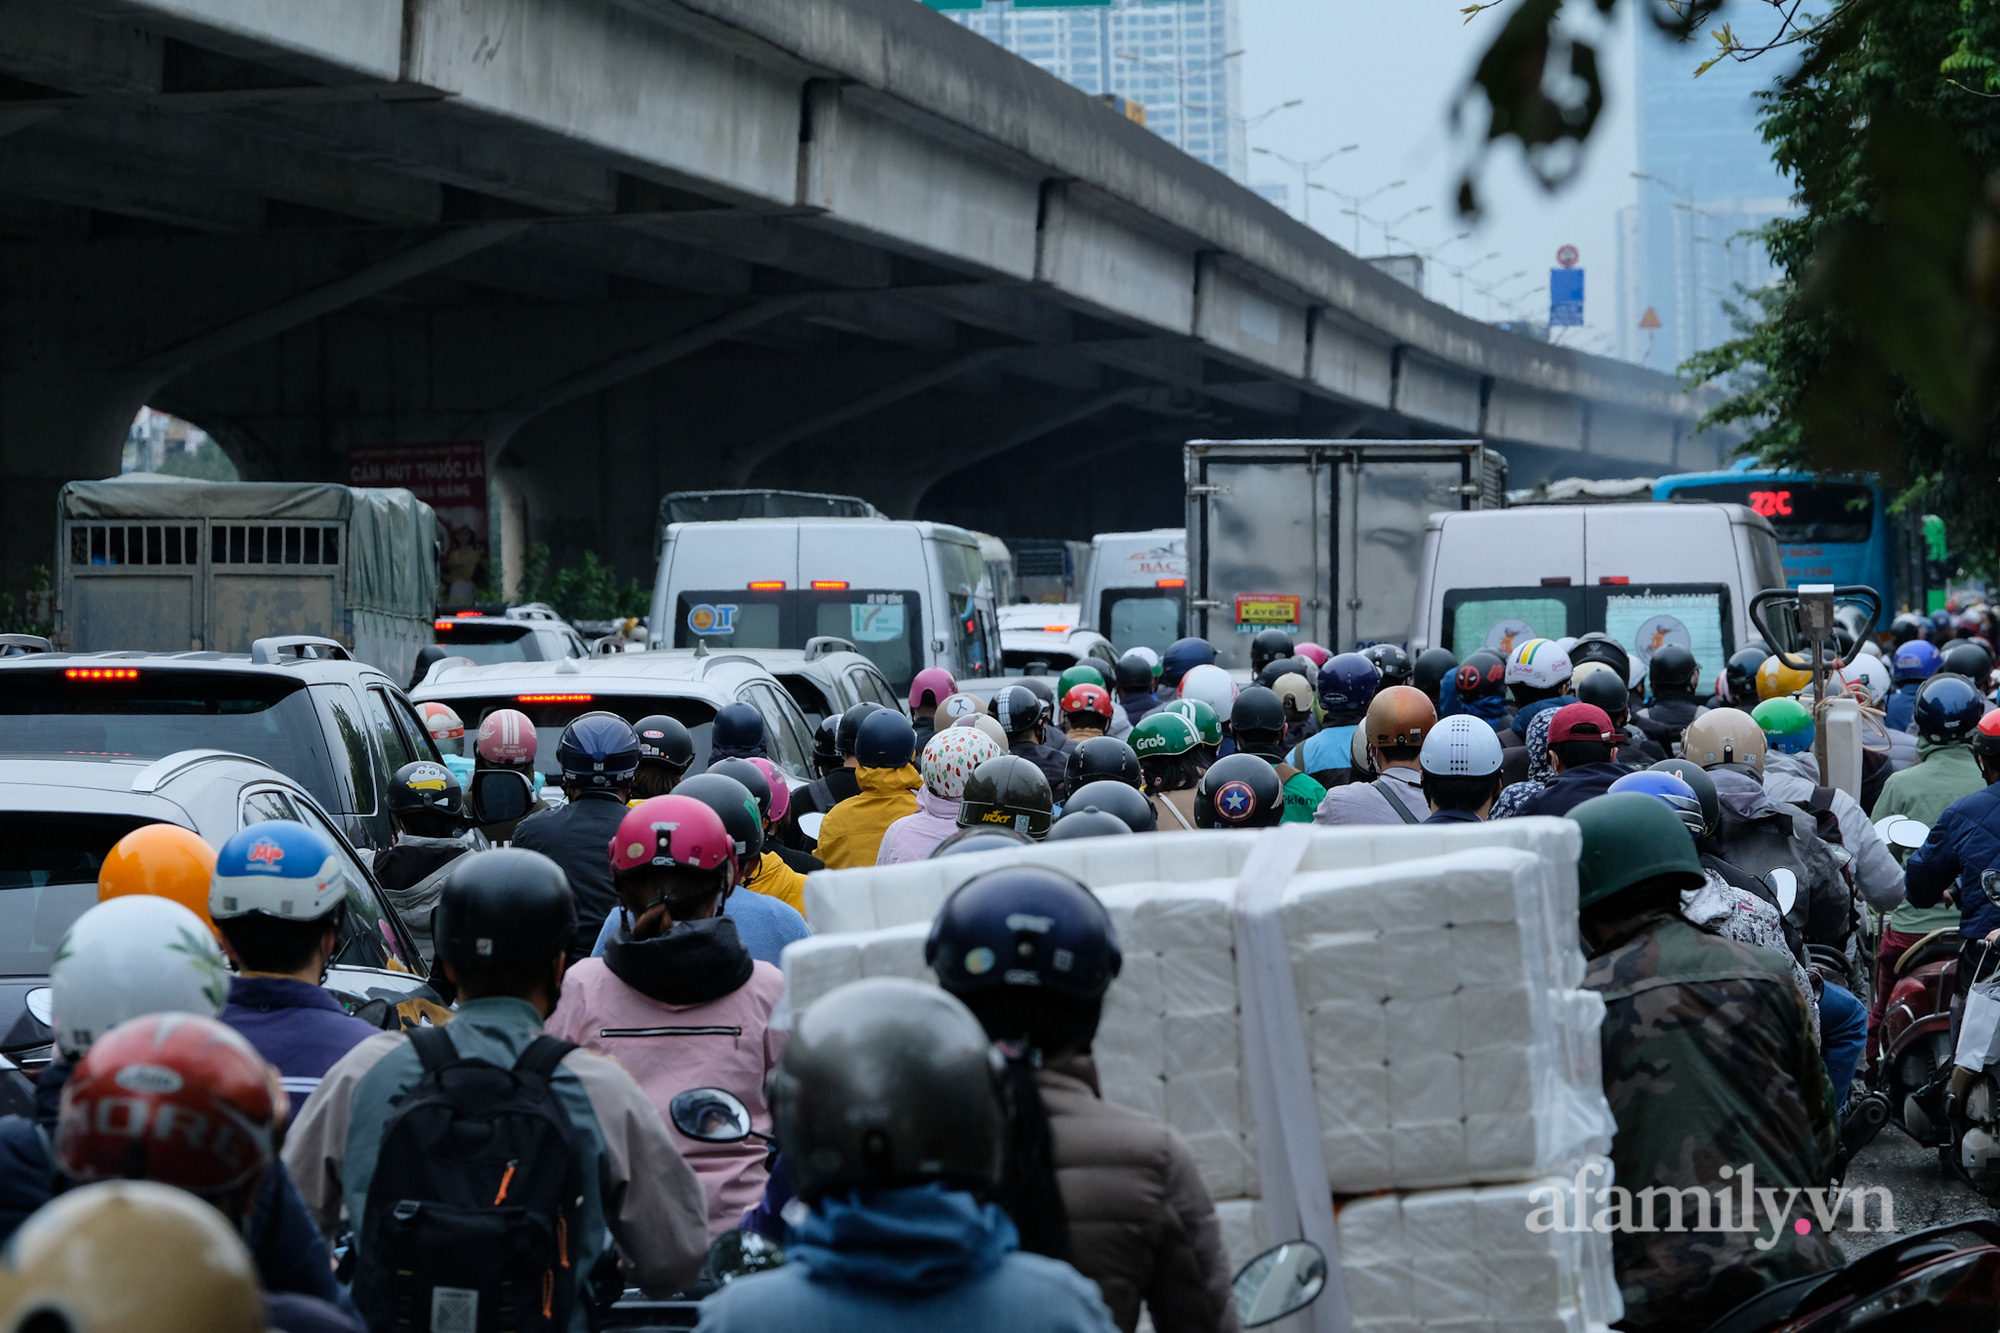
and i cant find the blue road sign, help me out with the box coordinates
[1550,268,1584,328]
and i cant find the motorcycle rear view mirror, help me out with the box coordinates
[466,769,533,825]
[1767,868,1799,918]
[1232,1240,1329,1327]
[797,811,825,841]
[1874,815,1930,851]
[670,1086,755,1144]
[704,1229,786,1286]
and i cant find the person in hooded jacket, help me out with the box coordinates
[994,684,1071,797]
[548,796,785,1237]
[1886,640,1942,733]
[1289,652,1380,789]
[878,727,1005,864]
[1112,653,1163,728]
[909,667,957,753]
[816,710,924,870]
[1630,645,1710,752]
[511,712,644,957]
[1754,700,1906,913]
[1490,708,1560,819]
[708,702,770,764]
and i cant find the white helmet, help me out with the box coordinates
[1419,714,1505,778]
[1129,646,1161,672]
[49,897,228,1056]
[1350,723,1376,777]
[1842,655,1893,706]
[419,701,465,744]
[1177,663,1237,717]
[1505,638,1572,691]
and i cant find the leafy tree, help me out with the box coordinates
[158,438,239,482]
[516,543,649,621]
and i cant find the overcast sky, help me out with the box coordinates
[1236,1,1672,356]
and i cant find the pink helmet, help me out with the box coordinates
[745,756,791,823]
[419,701,464,743]
[919,726,1002,800]
[1294,643,1331,669]
[909,667,958,711]
[476,708,538,764]
[609,795,737,877]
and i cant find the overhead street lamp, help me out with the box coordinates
[1313,177,1405,251]
[1254,144,1359,227]
[1117,48,1244,152]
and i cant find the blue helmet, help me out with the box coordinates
[925,866,1122,1001]
[710,702,766,752]
[555,712,641,786]
[1893,639,1942,684]
[1159,637,1217,690]
[1317,652,1382,715]
[1913,673,1987,746]
[1607,770,1705,838]
[855,709,917,769]
[209,820,348,922]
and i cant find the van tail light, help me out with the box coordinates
[518,694,592,704]
[748,581,786,591]
[810,581,849,590]
[1598,576,1630,585]
[1157,578,1186,588]
[66,668,139,681]
[456,610,481,617]
[1540,577,1573,587]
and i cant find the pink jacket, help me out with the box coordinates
[875,787,962,864]
[546,956,786,1237]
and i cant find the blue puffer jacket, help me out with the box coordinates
[1905,780,2000,940]
[695,1184,1117,1333]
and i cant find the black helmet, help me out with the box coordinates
[836,702,888,757]
[1649,644,1700,695]
[433,848,576,972]
[1018,676,1057,720]
[1360,643,1412,686]
[1256,656,1310,689]
[709,757,773,821]
[1648,758,1719,838]
[769,978,1005,1202]
[1573,671,1629,717]
[1046,811,1134,841]
[927,867,1122,1001]
[1568,633,1632,686]
[1942,641,1993,686]
[991,685,1044,737]
[1724,647,1766,701]
[1230,685,1286,742]
[556,712,641,786]
[812,714,841,765]
[1249,629,1295,675]
[1454,650,1508,702]
[1914,673,1987,745]
[1113,653,1155,693]
[931,826,1034,858]
[1062,779,1156,833]
[1193,753,1285,828]
[957,755,1053,839]
[1064,736,1142,791]
[1892,612,1927,647]
[1160,637,1217,689]
[856,710,918,769]
[1412,648,1459,702]
[386,759,462,817]
[673,773,765,864]
[633,715,696,773]
[711,702,765,753]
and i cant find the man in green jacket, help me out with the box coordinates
[1572,794,1837,1331]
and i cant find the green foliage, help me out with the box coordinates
[0,565,53,639]
[516,543,649,621]
[158,438,239,482]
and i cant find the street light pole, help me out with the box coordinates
[1255,144,1359,226]
[1118,48,1244,152]
[1314,178,1405,251]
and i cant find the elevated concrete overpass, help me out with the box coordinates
[0,0,1733,595]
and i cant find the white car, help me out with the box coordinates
[430,603,589,664]
[649,641,903,730]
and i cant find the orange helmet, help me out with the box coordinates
[96,824,217,927]
[1365,685,1437,749]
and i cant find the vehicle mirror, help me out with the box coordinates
[797,811,825,842]
[1875,815,1929,851]
[704,1229,785,1286]
[1767,868,1798,917]
[468,769,533,824]
[1232,1240,1328,1327]
[669,1086,753,1143]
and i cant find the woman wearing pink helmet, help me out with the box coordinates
[471,708,549,842]
[908,666,958,752]
[547,795,785,1238]
[875,727,1004,864]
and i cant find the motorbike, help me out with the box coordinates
[1705,1219,2000,1332]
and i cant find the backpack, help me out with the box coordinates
[353,1027,582,1333]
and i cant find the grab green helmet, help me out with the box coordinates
[1130,712,1201,759]
[1161,697,1223,747]
[956,754,1054,840]
[1569,793,1705,911]
[1751,696,1816,756]
[1057,663,1108,697]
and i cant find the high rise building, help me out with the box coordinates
[934,0,1246,181]
[1618,19,1793,368]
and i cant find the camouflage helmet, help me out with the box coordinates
[1569,793,1705,911]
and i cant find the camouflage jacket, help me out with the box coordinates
[1584,911,1838,1331]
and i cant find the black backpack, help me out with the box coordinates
[353,1027,582,1333]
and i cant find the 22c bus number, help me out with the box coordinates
[1749,490,1793,518]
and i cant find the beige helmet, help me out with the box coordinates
[0,1181,266,1333]
[1272,672,1314,718]
[1681,707,1769,776]
[953,713,1010,752]
[1365,685,1437,750]
[1569,659,1620,689]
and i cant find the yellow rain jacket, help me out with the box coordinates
[814,764,921,870]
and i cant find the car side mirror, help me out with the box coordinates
[1767,867,1799,918]
[797,811,825,842]
[1232,1240,1329,1327]
[670,1086,753,1143]
[467,769,533,825]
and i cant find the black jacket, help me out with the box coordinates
[510,791,629,957]
[1516,763,1627,819]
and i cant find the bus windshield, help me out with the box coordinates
[1663,479,1875,546]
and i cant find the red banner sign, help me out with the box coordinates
[348,441,489,605]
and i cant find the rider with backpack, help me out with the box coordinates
[285,848,709,1330]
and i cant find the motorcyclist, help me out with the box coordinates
[1311,686,1434,825]
[1567,632,1632,687]
[709,758,813,912]
[1891,611,1927,649]
[909,666,958,752]
[1944,640,1995,694]
[994,684,1071,796]
[1175,665,1238,757]
[209,822,384,1105]
[511,711,644,957]
[1048,810,1136,841]
[926,868,1239,1333]
[1410,647,1458,705]
[471,706,551,841]
[1064,735,1144,797]
[695,978,1120,1333]
[708,701,770,764]
[1753,695,1907,917]
[1229,686,1323,823]
[878,727,1005,864]
[1499,703,1628,818]
[1131,713,1206,832]
[1020,677,1067,752]
[803,702,886,815]
[746,754,822,877]
[1710,646,1768,711]
[1629,644,1709,752]
[371,759,479,908]
[1270,671,1317,752]
[1360,642,1412,689]
[1570,793,1835,1330]
[1570,665,1663,766]
[1417,714,1505,822]
[1887,639,1942,733]
[1498,638,1574,743]
[92,821,218,926]
[420,700,469,778]
[285,849,711,1321]
[1247,628,1294,678]
[958,754,1055,841]
[1060,682,1117,743]
[548,796,784,1237]
[1162,696,1224,769]
[816,710,922,869]
[633,714,697,800]
[1287,652,1380,789]
[1158,636,1216,695]
[1192,753,1285,828]
[1058,666,1132,740]
[1061,781,1156,834]
[1112,653,1163,728]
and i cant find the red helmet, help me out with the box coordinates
[609,795,737,877]
[476,708,538,764]
[1060,683,1114,721]
[57,1014,282,1198]
[1973,709,2000,760]
[909,667,958,711]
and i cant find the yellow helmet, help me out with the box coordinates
[1756,654,1812,700]
[0,1181,266,1333]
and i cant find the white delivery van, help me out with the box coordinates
[1408,502,1786,689]
[1081,529,1187,655]
[650,519,1002,694]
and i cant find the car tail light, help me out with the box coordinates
[434,621,455,630]
[65,668,139,681]
[1599,576,1630,585]
[810,580,849,590]
[456,610,480,617]
[518,693,592,704]
[748,580,786,591]
[1043,625,1072,633]
[1157,578,1186,588]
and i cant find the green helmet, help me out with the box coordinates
[1751,696,1815,756]
[1057,664,1107,697]
[1131,712,1201,759]
[1162,697,1223,747]
[1569,793,1705,911]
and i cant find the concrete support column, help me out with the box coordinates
[0,368,151,597]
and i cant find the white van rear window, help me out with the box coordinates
[675,590,926,692]
[1446,597,1571,658]
[1605,591,1727,691]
